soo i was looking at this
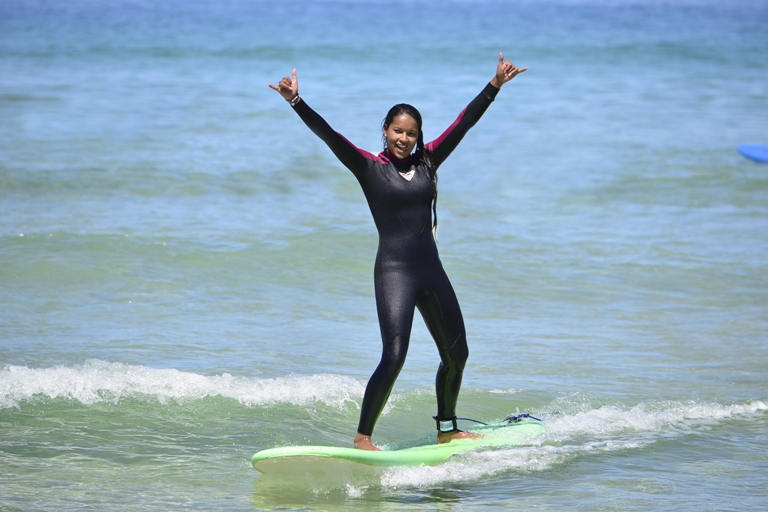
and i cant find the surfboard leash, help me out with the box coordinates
[505,413,542,423]
[456,413,542,427]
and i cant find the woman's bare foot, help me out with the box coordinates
[354,432,380,451]
[437,429,482,444]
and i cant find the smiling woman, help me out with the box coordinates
[268,54,527,451]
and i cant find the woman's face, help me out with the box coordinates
[383,114,419,160]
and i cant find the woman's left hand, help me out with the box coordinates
[268,68,299,101]
[492,53,527,88]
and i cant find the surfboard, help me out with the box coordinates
[251,419,545,473]
[738,144,768,163]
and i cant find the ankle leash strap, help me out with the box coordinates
[433,415,458,432]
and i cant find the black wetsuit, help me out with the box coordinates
[292,82,500,436]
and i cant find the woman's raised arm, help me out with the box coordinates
[268,69,371,175]
[427,53,527,168]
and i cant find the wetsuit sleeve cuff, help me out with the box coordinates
[482,82,500,102]
[291,97,307,111]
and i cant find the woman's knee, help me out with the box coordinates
[442,333,468,371]
[381,334,409,380]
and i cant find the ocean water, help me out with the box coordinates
[1,0,767,509]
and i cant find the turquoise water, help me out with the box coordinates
[2,0,767,509]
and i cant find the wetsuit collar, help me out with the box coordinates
[381,148,412,169]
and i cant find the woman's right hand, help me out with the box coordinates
[268,68,299,101]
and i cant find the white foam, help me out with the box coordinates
[543,400,768,442]
[0,359,366,409]
[488,388,522,395]
[378,399,767,490]
[344,484,364,498]
[381,445,556,488]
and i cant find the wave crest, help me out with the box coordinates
[0,359,366,409]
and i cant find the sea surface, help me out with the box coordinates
[1,0,767,510]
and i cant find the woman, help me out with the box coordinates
[269,53,526,451]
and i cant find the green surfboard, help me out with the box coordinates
[251,419,545,473]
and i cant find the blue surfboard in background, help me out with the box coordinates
[738,144,768,162]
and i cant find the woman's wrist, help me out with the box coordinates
[286,93,301,106]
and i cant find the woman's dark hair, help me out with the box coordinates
[382,104,439,237]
